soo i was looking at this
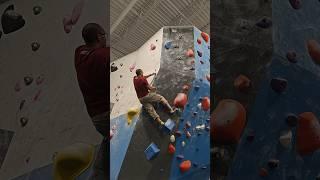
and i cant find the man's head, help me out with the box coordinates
[136,69,143,76]
[82,23,106,48]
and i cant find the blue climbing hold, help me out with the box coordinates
[144,143,160,160]
[194,85,200,91]
[176,155,184,160]
[163,119,175,133]
[165,41,172,49]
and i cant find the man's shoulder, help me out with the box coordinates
[92,47,109,57]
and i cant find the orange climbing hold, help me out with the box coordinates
[234,74,251,92]
[173,93,188,108]
[179,160,191,172]
[307,40,320,64]
[211,99,246,144]
[168,144,175,154]
[201,97,210,111]
[186,49,194,57]
[201,32,209,43]
[297,112,320,155]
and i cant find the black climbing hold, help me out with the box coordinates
[31,42,40,51]
[193,112,197,116]
[206,118,210,122]
[194,85,200,91]
[120,63,123,66]
[195,148,199,151]
[0,30,2,39]
[197,132,203,136]
[270,78,287,93]
[111,65,118,72]
[180,118,184,122]
[246,132,255,142]
[200,60,204,64]
[156,40,158,42]
[19,99,26,110]
[316,174,320,180]
[289,0,301,10]
[201,166,207,169]
[24,76,33,86]
[287,51,297,63]
[120,75,122,78]
[176,155,184,159]
[1,5,26,34]
[197,51,202,57]
[193,163,198,167]
[33,6,42,15]
[175,130,182,137]
[286,114,298,127]
[256,17,272,29]
[268,159,280,169]
[25,157,30,163]
[112,62,115,65]
[205,126,210,131]
[199,97,203,102]
[190,67,195,70]
[20,117,28,127]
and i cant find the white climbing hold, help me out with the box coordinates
[197,103,202,109]
[170,135,175,143]
[196,124,206,130]
[182,141,186,147]
[279,130,292,148]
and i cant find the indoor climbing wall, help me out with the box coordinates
[111,26,210,180]
[212,0,273,179]
[0,0,107,179]
[228,0,320,179]
[110,28,163,180]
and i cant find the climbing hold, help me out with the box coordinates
[195,124,205,130]
[201,32,209,43]
[24,76,33,86]
[164,119,175,133]
[165,41,172,49]
[297,112,320,155]
[194,85,200,91]
[31,42,40,51]
[279,130,292,148]
[286,51,297,63]
[71,0,85,25]
[206,74,210,82]
[144,143,160,160]
[173,93,188,108]
[19,100,26,110]
[197,51,202,57]
[201,97,210,111]
[182,85,189,92]
[111,65,118,72]
[197,103,202,109]
[173,44,179,48]
[190,67,195,70]
[200,60,204,64]
[26,157,30,163]
[63,15,73,33]
[170,135,175,143]
[120,63,123,66]
[289,0,301,10]
[193,112,198,116]
[268,159,280,169]
[110,130,114,140]
[1,5,26,34]
[201,166,207,169]
[176,56,183,60]
[286,113,298,127]
[186,49,194,57]
[270,78,287,93]
[186,131,191,138]
[259,168,268,177]
[212,99,246,144]
[234,74,251,92]
[256,17,272,29]
[307,40,320,64]
[176,154,184,160]
[186,121,191,128]
[129,63,136,72]
[246,131,255,142]
[168,144,175,154]
[181,141,186,147]
[316,174,320,180]
[14,82,21,92]
[205,126,210,131]
[193,162,198,167]
[127,108,139,125]
[150,43,156,50]
[36,75,44,85]
[197,38,202,44]
[33,6,42,15]
[20,117,28,127]
[175,130,182,137]
[179,160,191,172]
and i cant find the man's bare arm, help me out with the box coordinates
[147,84,156,91]
[144,73,156,79]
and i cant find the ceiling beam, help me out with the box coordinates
[110,0,139,34]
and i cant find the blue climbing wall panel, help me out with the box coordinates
[169,27,210,180]
[110,112,140,180]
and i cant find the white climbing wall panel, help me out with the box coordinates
[110,28,163,119]
[0,0,107,179]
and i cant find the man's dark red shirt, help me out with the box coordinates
[74,45,109,117]
[133,76,149,98]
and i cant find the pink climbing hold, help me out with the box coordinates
[14,82,21,92]
[63,16,73,34]
[197,38,202,45]
[186,49,194,57]
[168,144,175,154]
[173,93,188,108]
[71,0,85,25]
[150,44,156,50]
[129,63,136,72]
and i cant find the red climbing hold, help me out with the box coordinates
[197,38,202,45]
[186,49,194,57]
[201,97,210,111]
[212,99,246,144]
[234,74,251,92]
[307,40,320,65]
[201,32,209,43]
[297,112,320,155]
[173,93,188,108]
[179,160,191,172]
[168,144,175,154]
[150,43,156,50]
[259,168,268,177]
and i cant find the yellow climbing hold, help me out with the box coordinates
[127,107,140,125]
[53,143,95,180]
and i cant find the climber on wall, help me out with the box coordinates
[74,23,108,180]
[133,68,177,127]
